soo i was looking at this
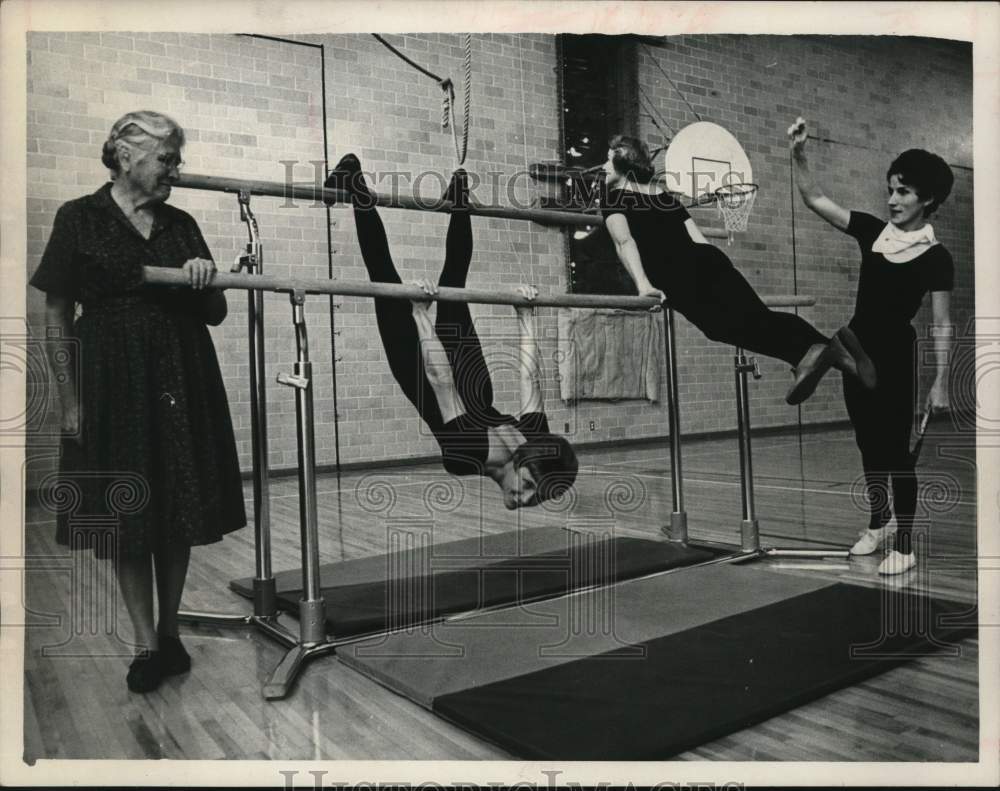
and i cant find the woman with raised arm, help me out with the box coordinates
[788,117,955,575]
[600,134,876,405]
[31,111,246,692]
[325,156,577,509]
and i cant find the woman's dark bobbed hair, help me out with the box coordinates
[512,432,579,506]
[608,134,656,184]
[887,149,954,217]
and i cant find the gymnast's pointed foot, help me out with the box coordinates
[831,326,877,389]
[444,167,470,210]
[785,342,834,405]
[324,153,373,206]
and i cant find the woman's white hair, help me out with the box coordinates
[101,110,184,175]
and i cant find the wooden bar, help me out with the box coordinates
[175,173,731,238]
[177,173,603,228]
[143,266,816,309]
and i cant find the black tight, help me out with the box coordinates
[843,330,918,554]
[662,244,829,367]
[349,174,494,434]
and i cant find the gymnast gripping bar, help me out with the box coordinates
[143,267,816,310]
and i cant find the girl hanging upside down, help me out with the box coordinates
[325,156,578,509]
[599,134,875,405]
[788,117,955,575]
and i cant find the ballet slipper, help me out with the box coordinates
[443,168,470,210]
[785,342,834,405]
[833,326,877,389]
[324,153,373,206]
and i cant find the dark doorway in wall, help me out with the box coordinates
[558,34,638,295]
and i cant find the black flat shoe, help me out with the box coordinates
[158,635,191,676]
[834,326,877,389]
[324,153,372,205]
[126,650,163,694]
[785,342,835,405]
[443,168,470,210]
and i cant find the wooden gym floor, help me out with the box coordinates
[20,425,979,761]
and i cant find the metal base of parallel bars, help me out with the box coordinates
[179,576,279,627]
[681,538,849,564]
[761,547,851,559]
[179,595,296,647]
[665,511,688,543]
[741,518,760,553]
[262,639,339,700]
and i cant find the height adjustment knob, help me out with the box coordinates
[277,372,309,389]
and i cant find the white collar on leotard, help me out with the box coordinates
[871,221,938,263]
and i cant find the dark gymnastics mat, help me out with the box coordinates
[231,526,715,639]
[342,564,976,759]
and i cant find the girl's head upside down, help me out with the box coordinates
[498,433,579,510]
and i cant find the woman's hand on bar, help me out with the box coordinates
[638,283,667,311]
[410,277,437,314]
[182,257,217,290]
[514,284,538,316]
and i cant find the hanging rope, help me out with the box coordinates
[788,149,805,439]
[637,86,674,167]
[371,33,443,81]
[640,41,703,122]
[638,85,676,139]
[371,33,471,167]
[440,35,472,166]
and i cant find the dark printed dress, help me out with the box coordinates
[31,183,246,558]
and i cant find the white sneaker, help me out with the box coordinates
[878,550,916,575]
[849,521,897,556]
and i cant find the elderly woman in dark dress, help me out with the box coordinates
[32,111,246,692]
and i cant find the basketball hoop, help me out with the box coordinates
[714,182,758,243]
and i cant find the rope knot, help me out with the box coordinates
[372,33,470,167]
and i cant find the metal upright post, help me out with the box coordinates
[288,290,325,643]
[732,345,849,561]
[734,346,761,552]
[178,192,287,630]
[240,193,277,615]
[662,307,688,542]
[264,290,333,699]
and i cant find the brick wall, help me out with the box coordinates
[25,33,973,483]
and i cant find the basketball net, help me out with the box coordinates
[715,183,758,244]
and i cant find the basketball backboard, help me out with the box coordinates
[661,121,754,206]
